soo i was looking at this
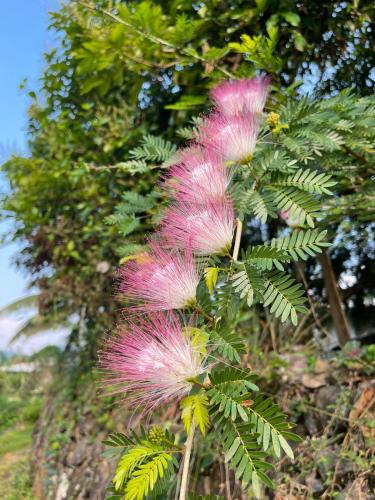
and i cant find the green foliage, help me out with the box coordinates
[209,367,259,394]
[212,414,273,492]
[243,245,289,271]
[0,424,34,456]
[270,229,330,261]
[237,189,278,224]
[215,281,241,322]
[246,395,301,458]
[103,432,134,448]
[123,452,173,500]
[208,368,258,423]
[231,256,308,325]
[210,326,246,363]
[208,371,300,495]
[204,267,219,295]
[109,429,179,499]
[270,168,336,195]
[208,385,250,423]
[262,270,308,325]
[184,327,209,357]
[231,265,265,307]
[0,295,39,315]
[268,186,320,228]
[180,391,210,435]
[129,135,177,165]
[229,29,282,74]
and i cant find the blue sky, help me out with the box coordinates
[0,0,58,309]
[0,1,71,354]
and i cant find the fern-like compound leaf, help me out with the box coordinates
[243,245,290,271]
[262,270,308,325]
[210,326,246,363]
[180,391,210,435]
[271,168,336,195]
[267,186,321,228]
[231,264,265,307]
[247,395,301,459]
[270,229,330,261]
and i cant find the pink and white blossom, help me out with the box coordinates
[160,200,235,255]
[210,77,270,117]
[118,243,199,311]
[99,313,204,412]
[166,147,230,204]
[198,113,260,164]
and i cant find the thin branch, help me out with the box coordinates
[123,53,180,69]
[232,218,243,261]
[77,1,235,78]
[179,423,196,500]
[224,462,232,500]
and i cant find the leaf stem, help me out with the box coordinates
[194,305,214,323]
[232,219,243,261]
[179,422,196,500]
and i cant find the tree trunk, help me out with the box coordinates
[319,249,351,346]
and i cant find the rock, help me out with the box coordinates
[304,412,319,435]
[69,439,87,466]
[314,359,329,374]
[279,353,308,382]
[302,372,326,388]
[315,385,339,411]
[316,446,338,479]
[305,473,324,494]
[343,477,375,500]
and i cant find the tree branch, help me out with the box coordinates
[77,1,235,78]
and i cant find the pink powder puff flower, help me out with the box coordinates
[166,147,230,204]
[118,243,199,311]
[198,113,260,164]
[160,200,235,255]
[99,313,204,413]
[210,77,270,117]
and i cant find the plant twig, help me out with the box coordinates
[77,1,234,78]
[224,462,232,500]
[179,423,196,500]
[232,218,243,261]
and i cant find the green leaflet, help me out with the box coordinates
[247,395,301,458]
[270,228,330,261]
[271,168,336,195]
[180,391,210,435]
[129,134,177,164]
[209,327,246,363]
[262,269,308,325]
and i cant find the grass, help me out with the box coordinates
[0,424,35,499]
[0,424,34,456]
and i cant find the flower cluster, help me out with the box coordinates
[99,313,203,412]
[101,77,269,412]
[118,242,199,311]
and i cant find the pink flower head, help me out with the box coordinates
[166,147,230,204]
[160,200,235,255]
[99,313,204,412]
[198,113,260,164]
[118,243,199,311]
[210,77,270,117]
